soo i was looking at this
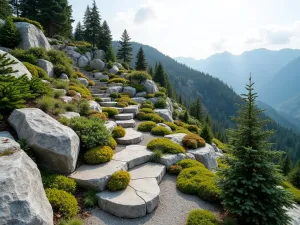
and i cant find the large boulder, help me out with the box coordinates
[0,150,53,225]
[90,59,105,70]
[142,79,159,94]
[93,49,105,60]
[135,92,147,97]
[166,97,174,113]
[165,133,186,145]
[0,50,32,79]
[155,109,173,122]
[94,72,109,80]
[37,59,54,78]
[108,65,119,74]
[188,144,218,171]
[114,62,123,69]
[123,86,136,97]
[77,78,89,87]
[60,73,69,80]
[85,52,92,62]
[288,204,300,225]
[8,108,80,174]
[64,49,81,62]
[131,97,146,104]
[107,86,123,94]
[15,22,51,50]
[89,100,102,112]
[78,55,89,68]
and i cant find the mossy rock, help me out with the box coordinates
[84,146,114,164]
[107,170,130,191]
[147,138,185,154]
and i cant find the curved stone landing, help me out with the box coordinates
[97,163,166,218]
[116,119,136,128]
[114,113,134,120]
[116,128,143,145]
[100,101,118,107]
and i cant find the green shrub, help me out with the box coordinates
[47,49,74,77]
[127,83,145,92]
[289,166,300,189]
[12,17,44,31]
[10,49,37,64]
[177,166,220,203]
[22,62,38,77]
[183,134,206,149]
[109,137,117,149]
[53,79,69,89]
[29,77,53,97]
[43,174,76,194]
[168,165,182,175]
[159,87,167,93]
[54,89,65,98]
[213,138,227,152]
[127,71,152,82]
[102,107,119,117]
[88,80,95,86]
[151,126,172,136]
[186,125,200,133]
[164,122,178,131]
[136,112,164,123]
[141,103,154,109]
[94,97,102,103]
[84,146,113,164]
[282,181,300,204]
[58,218,83,225]
[154,92,166,98]
[109,92,120,98]
[147,138,185,154]
[107,78,128,84]
[0,18,21,48]
[46,188,78,219]
[186,209,219,225]
[154,98,167,109]
[69,81,91,97]
[177,159,204,169]
[27,47,48,59]
[65,103,78,112]
[63,117,111,149]
[139,108,154,113]
[78,99,91,116]
[88,111,108,121]
[112,126,126,138]
[138,121,157,132]
[116,101,128,108]
[83,190,98,207]
[144,94,155,99]
[151,149,163,163]
[83,65,94,72]
[36,96,55,112]
[100,78,108,82]
[108,170,130,191]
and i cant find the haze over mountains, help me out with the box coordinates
[176,49,300,131]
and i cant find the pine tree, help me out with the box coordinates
[190,98,204,122]
[19,0,40,20]
[105,45,116,62]
[289,165,300,189]
[178,95,182,105]
[9,0,21,17]
[0,18,21,48]
[218,77,293,225]
[154,62,167,87]
[117,29,132,64]
[183,110,189,123]
[280,154,292,176]
[148,66,154,77]
[74,22,84,41]
[201,116,213,144]
[82,5,92,42]
[98,20,112,52]
[89,0,101,47]
[0,0,12,19]
[135,47,147,71]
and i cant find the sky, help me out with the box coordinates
[69,0,300,59]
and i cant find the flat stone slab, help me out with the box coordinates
[100,97,112,102]
[114,113,134,120]
[116,119,136,128]
[130,163,166,183]
[100,101,117,107]
[70,160,128,191]
[113,145,153,169]
[158,153,186,167]
[122,105,140,115]
[92,93,110,98]
[116,128,143,145]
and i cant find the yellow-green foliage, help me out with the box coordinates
[168,165,183,175]
[109,92,121,99]
[213,138,227,152]
[88,111,108,121]
[139,108,154,114]
[12,17,44,31]
[69,80,91,97]
[177,159,204,169]
[154,98,167,109]
[154,92,166,98]
[147,138,186,154]
[36,96,66,115]
[127,71,152,82]
[217,158,229,169]
[102,107,119,117]
[75,71,88,79]
[136,112,164,123]
[183,134,206,149]
[185,125,200,133]
[186,209,219,225]
[108,78,128,84]
[141,103,154,109]
[151,126,172,136]
[112,126,126,138]
[116,101,128,108]
[42,174,76,194]
[144,94,155,99]
[138,121,157,132]
[177,166,220,203]
[109,137,117,150]
[23,62,48,79]
[163,122,178,131]
[282,181,300,204]
[88,80,95,86]
[45,188,78,219]
[173,128,192,134]
[84,146,114,164]
[108,170,130,191]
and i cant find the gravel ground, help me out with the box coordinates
[84,174,221,225]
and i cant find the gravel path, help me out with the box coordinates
[84,174,221,225]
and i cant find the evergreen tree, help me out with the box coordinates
[280,154,292,176]
[0,0,12,19]
[201,116,213,144]
[218,77,293,225]
[0,18,21,48]
[178,95,182,105]
[148,66,154,77]
[19,0,39,20]
[289,165,300,189]
[105,45,116,62]
[98,20,112,52]
[135,47,147,71]
[82,5,92,42]
[117,29,132,64]
[183,110,189,123]
[89,0,101,47]
[190,98,204,122]
[9,0,21,17]
[154,62,167,87]
[74,22,84,41]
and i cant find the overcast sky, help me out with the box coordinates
[69,0,300,59]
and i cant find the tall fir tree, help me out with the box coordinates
[280,154,292,176]
[135,47,147,71]
[201,116,213,144]
[218,77,293,225]
[82,5,92,42]
[89,0,101,47]
[154,62,167,87]
[9,0,21,17]
[0,0,12,19]
[117,29,133,64]
[19,0,40,21]
[74,21,84,41]
[105,45,116,62]
[148,66,154,77]
[98,20,112,52]
[190,98,204,122]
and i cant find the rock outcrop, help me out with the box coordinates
[93,49,105,60]
[142,79,159,94]
[0,150,53,225]
[155,109,173,122]
[37,59,54,78]
[8,108,80,174]
[90,59,105,70]
[188,144,218,171]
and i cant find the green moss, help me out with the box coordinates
[183,134,206,149]
[136,112,164,123]
[112,126,126,138]
[139,108,154,114]
[151,126,172,136]
[137,121,157,132]
[282,181,300,204]
[147,138,185,154]
[127,71,152,82]
[43,174,76,194]
[108,170,130,191]
[102,107,119,117]
[164,122,179,131]
[177,159,204,169]
[154,98,167,109]
[107,78,128,84]
[109,137,117,149]
[186,209,219,225]
[84,146,114,164]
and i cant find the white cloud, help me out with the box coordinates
[134,6,156,24]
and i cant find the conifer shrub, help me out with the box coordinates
[109,92,120,99]
[141,103,154,109]
[107,78,128,84]
[42,174,76,194]
[136,112,165,123]
[36,96,56,112]
[29,77,53,97]
[65,103,78,112]
[289,166,300,189]
[147,138,185,154]
[183,134,206,149]
[151,126,172,136]
[27,47,48,59]
[83,190,98,208]
[10,48,37,64]
[139,108,154,113]
[112,126,126,138]
[154,98,167,109]
[186,125,200,133]
[127,71,152,82]
[127,83,145,92]
[177,166,220,203]
[63,117,111,149]
[154,92,166,98]
[108,170,130,191]
[78,99,91,116]
[84,146,114,164]
[102,107,119,117]
[45,188,78,219]
[168,165,182,175]
[177,159,204,169]
[116,101,128,108]
[137,121,157,132]
[12,17,44,31]
[186,209,219,225]
[0,18,21,48]
[163,122,178,131]
[88,111,108,121]
[109,137,117,150]
[54,89,65,98]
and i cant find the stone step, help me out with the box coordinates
[100,97,112,102]
[97,163,166,218]
[100,101,118,107]
[92,93,110,98]
[116,119,136,128]
[114,113,134,120]
[110,107,124,113]
[116,128,143,145]
[122,105,140,115]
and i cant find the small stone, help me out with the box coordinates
[77,78,89,87]
[60,73,69,80]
